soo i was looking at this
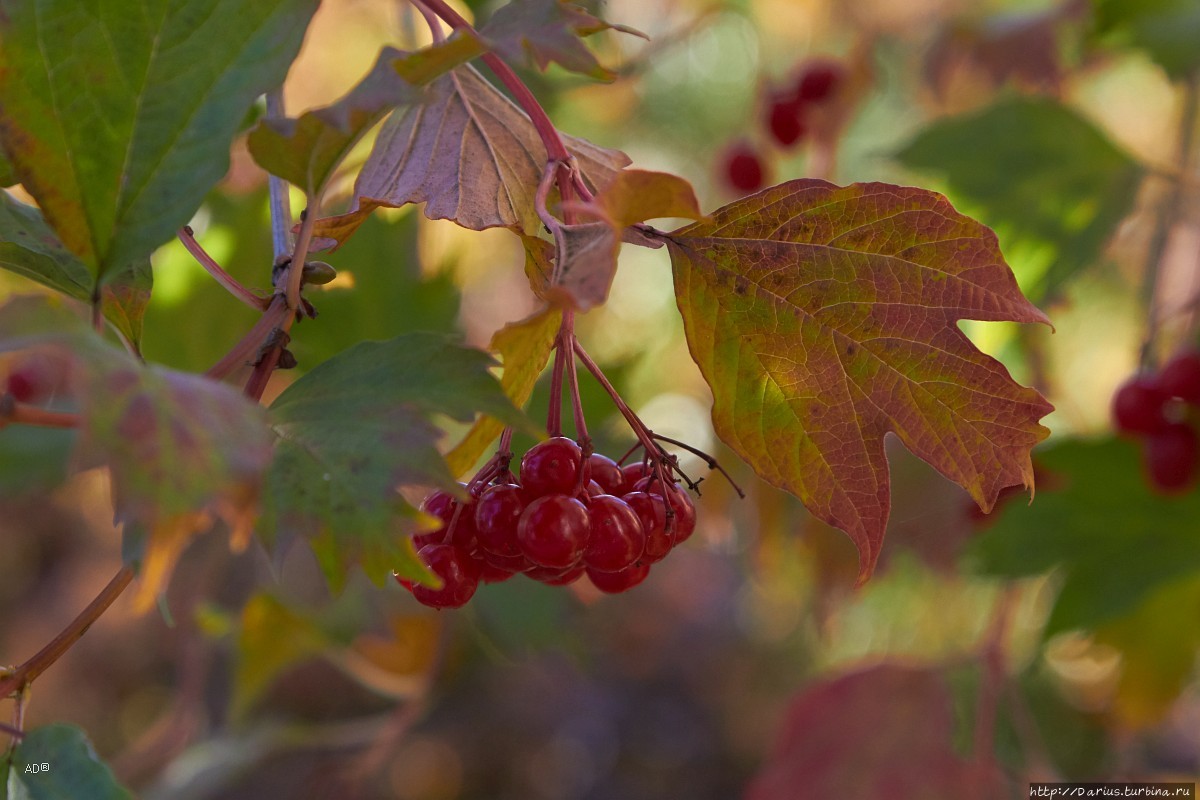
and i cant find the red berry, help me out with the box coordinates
[721,142,766,194]
[620,461,652,488]
[1160,351,1200,405]
[622,491,672,563]
[474,483,525,558]
[402,544,480,609]
[526,563,585,586]
[1112,375,1169,435]
[795,59,844,103]
[414,487,478,550]
[664,484,697,544]
[476,559,519,584]
[765,97,807,148]
[480,550,532,572]
[520,437,582,498]
[583,495,646,572]
[587,561,651,594]
[1144,423,1199,494]
[587,453,626,495]
[517,494,591,569]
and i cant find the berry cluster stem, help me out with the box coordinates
[0,396,80,430]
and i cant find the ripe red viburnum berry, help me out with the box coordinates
[1144,423,1200,494]
[518,493,591,569]
[587,453,626,495]
[721,141,767,194]
[414,486,478,550]
[623,490,672,562]
[1159,351,1200,406]
[663,484,697,543]
[1112,374,1169,435]
[400,544,481,609]
[765,96,807,148]
[583,494,646,572]
[520,436,582,498]
[526,563,586,586]
[795,58,844,103]
[474,483,526,558]
[587,561,651,594]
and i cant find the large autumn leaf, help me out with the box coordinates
[0,0,317,278]
[665,180,1052,581]
[745,665,1005,800]
[0,296,273,609]
[314,64,630,246]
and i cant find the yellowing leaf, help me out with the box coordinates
[580,168,705,229]
[445,307,562,477]
[234,593,328,718]
[335,613,442,699]
[666,180,1052,582]
[1094,574,1200,727]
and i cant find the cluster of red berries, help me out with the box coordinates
[1112,350,1200,493]
[396,437,697,609]
[719,57,846,194]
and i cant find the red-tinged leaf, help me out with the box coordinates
[575,168,705,229]
[0,296,272,609]
[480,0,646,81]
[547,222,621,312]
[445,306,562,476]
[745,664,1006,800]
[319,64,630,244]
[665,180,1052,582]
[248,36,485,196]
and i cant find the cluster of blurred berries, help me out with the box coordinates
[1112,350,1200,493]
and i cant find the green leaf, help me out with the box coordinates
[896,97,1143,298]
[480,0,644,81]
[248,36,485,195]
[262,332,532,589]
[970,437,1200,634]
[1093,0,1200,80]
[3,724,133,800]
[0,0,318,279]
[0,193,150,346]
[0,295,273,610]
[666,179,1052,582]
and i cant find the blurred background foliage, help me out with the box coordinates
[2,0,1200,796]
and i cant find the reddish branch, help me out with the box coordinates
[178,227,270,311]
[0,566,135,703]
[0,397,79,430]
